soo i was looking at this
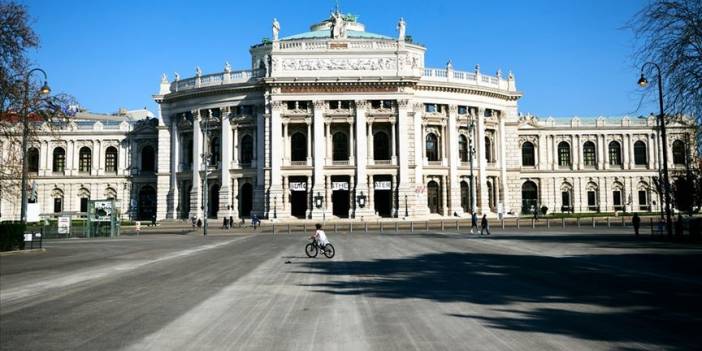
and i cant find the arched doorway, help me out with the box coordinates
[239,183,253,218]
[208,184,220,218]
[137,185,157,220]
[460,181,470,213]
[521,181,538,214]
[427,180,440,214]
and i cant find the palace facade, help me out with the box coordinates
[1,11,696,222]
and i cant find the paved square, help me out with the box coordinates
[2,230,701,350]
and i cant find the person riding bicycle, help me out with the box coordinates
[310,223,330,251]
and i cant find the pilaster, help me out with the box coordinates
[448,105,462,216]
[189,110,203,220]
[219,107,232,218]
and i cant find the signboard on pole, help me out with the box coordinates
[93,201,113,221]
[26,203,40,223]
[58,216,71,234]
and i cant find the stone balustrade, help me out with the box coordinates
[422,67,508,90]
[170,69,264,93]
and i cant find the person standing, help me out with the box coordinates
[229,215,234,230]
[470,212,478,234]
[480,214,490,235]
[223,217,228,230]
[632,213,641,236]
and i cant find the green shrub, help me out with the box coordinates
[0,223,26,251]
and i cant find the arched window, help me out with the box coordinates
[485,137,493,163]
[332,132,349,161]
[672,140,686,165]
[141,145,155,172]
[608,141,622,166]
[374,131,390,160]
[426,133,438,161]
[52,147,65,173]
[79,147,92,173]
[210,137,220,165]
[240,135,253,164]
[583,141,596,166]
[105,146,118,173]
[558,142,571,167]
[521,141,535,166]
[458,135,468,162]
[27,147,39,172]
[290,132,307,161]
[634,141,647,165]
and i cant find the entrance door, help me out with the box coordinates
[239,183,253,218]
[427,181,440,214]
[374,190,392,217]
[460,181,469,213]
[332,190,349,218]
[290,191,308,218]
[208,184,220,218]
[137,185,157,220]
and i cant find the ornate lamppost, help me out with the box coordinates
[20,68,51,224]
[638,62,672,237]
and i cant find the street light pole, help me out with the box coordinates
[20,68,51,224]
[638,62,673,237]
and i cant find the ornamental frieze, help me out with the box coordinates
[280,86,398,94]
[281,57,397,71]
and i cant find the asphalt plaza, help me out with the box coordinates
[1,228,701,351]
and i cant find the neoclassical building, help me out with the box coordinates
[0,109,159,222]
[151,11,696,221]
[2,11,696,222]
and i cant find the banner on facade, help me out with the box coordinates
[290,182,307,192]
[58,216,71,234]
[374,181,392,190]
[332,182,349,191]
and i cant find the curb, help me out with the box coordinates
[0,248,47,256]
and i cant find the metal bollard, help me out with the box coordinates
[547,218,550,228]
[456,220,459,231]
[380,222,384,232]
[532,218,535,228]
[441,221,444,231]
[592,217,596,228]
[501,218,505,229]
[517,218,520,229]
[395,222,399,232]
[273,224,276,234]
[350,223,353,232]
[562,217,565,228]
[426,221,429,230]
[607,217,610,228]
[304,223,307,235]
[621,216,625,226]
[365,222,368,232]
[411,222,414,232]
[577,217,580,227]
[334,223,338,232]
[288,224,291,234]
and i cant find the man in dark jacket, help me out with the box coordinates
[480,214,490,235]
[632,213,641,236]
[471,212,478,234]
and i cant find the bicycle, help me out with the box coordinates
[305,239,335,259]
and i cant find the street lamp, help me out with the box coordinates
[357,191,366,208]
[314,192,323,209]
[638,62,673,237]
[20,68,51,224]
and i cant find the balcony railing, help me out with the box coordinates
[170,69,264,94]
[421,67,512,91]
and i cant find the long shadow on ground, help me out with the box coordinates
[295,250,702,350]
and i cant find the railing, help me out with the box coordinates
[277,39,398,51]
[422,67,509,91]
[332,160,350,166]
[170,69,264,93]
[290,160,308,166]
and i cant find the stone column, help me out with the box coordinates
[348,175,355,217]
[367,120,374,164]
[231,177,239,219]
[306,120,312,165]
[232,124,239,166]
[392,174,398,217]
[624,134,631,169]
[499,113,509,213]
[269,101,283,218]
[168,120,179,218]
[391,118,397,164]
[414,104,429,216]
[600,134,607,170]
[441,124,447,166]
[325,175,331,217]
[349,120,355,165]
[355,101,374,218]
[368,175,375,215]
[476,108,489,214]
[311,100,329,219]
[307,175,313,218]
[447,105,462,215]
[325,121,332,165]
[397,99,412,217]
[254,109,265,215]
[219,108,232,218]
[648,133,655,169]
[189,110,202,220]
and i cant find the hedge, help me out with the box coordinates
[0,223,26,251]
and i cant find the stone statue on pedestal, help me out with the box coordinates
[272,18,280,41]
[397,17,406,41]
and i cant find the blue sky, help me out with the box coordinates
[23,0,653,117]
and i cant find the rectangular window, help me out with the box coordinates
[340,100,351,109]
[484,109,493,117]
[561,191,571,210]
[370,100,381,109]
[286,101,296,110]
[458,105,467,115]
[53,198,62,213]
[382,100,393,109]
[425,104,437,113]
[613,191,622,206]
[587,191,596,207]
[328,101,339,110]
[298,101,308,110]
[638,190,647,205]
[80,198,88,213]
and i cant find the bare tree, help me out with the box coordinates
[0,1,76,208]
[630,0,702,140]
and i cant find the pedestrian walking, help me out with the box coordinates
[632,213,641,236]
[470,212,478,234]
[251,213,260,229]
[533,208,538,221]
[229,215,234,230]
[223,217,228,230]
[480,214,490,235]
[197,218,202,229]
[191,216,197,230]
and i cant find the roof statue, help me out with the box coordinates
[330,10,347,39]
[174,72,180,81]
[195,66,202,77]
[224,61,232,73]
[272,18,280,41]
[397,17,406,41]
[161,73,168,84]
